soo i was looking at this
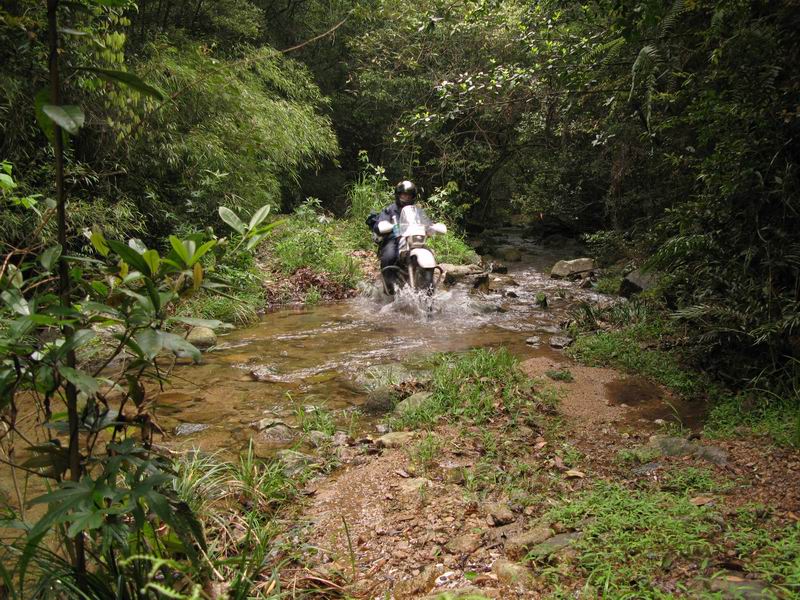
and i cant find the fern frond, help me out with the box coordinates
[659,0,687,38]
[584,36,626,65]
[646,233,716,269]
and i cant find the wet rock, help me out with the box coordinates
[394,391,433,414]
[490,262,508,274]
[276,449,320,477]
[485,502,515,526]
[505,527,555,559]
[579,277,593,289]
[363,385,398,414]
[375,423,391,435]
[549,336,574,349]
[174,423,210,436]
[255,423,296,447]
[492,559,535,587]
[469,300,503,314]
[505,290,518,298]
[376,431,415,448]
[620,268,659,298]
[446,533,481,555]
[394,565,441,599]
[525,532,583,559]
[441,263,484,285]
[186,326,217,349]
[332,431,352,446]
[708,573,774,599]
[251,417,287,432]
[485,274,518,292]
[249,365,279,382]
[307,430,332,448]
[357,363,415,390]
[525,336,541,346]
[498,246,523,262]
[550,258,595,280]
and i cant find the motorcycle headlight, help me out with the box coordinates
[411,235,426,246]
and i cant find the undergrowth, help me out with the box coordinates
[390,348,543,430]
[568,298,800,446]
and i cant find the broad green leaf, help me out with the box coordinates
[128,238,147,254]
[248,204,271,231]
[1,289,30,315]
[107,240,150,274]
[39,244,62,272]
[246,231,269,250]
[218,206,245,235]
[144,278,161,314]
[160,332,201,362]
[58,329,96,357]
[78,67,166,100]
[66,509,105,538]
[0,173,14,190]
[90,229,110,256]
[169,235,190,266]
[3,264,23,288]
[34,89,59,145]
[191,239,216,265]
[59,27,88,36]
[42,104,85,136]
[141,250,160,275]
[135,329,162,360]
[90,280,110,296]
[59,367,100,396]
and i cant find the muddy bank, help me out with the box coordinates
[282,359,799,599]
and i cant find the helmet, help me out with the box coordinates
[394,180,418,206]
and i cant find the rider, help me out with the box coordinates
[369,180,418,295]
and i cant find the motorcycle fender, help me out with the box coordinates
[410,248,436,269]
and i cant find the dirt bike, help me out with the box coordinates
[376,205,447,296]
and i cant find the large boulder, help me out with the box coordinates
[619,268,659,298]
[186,326,217,349]
[441,263,484,285]
[550,258,595,280]
[394,391,433,414]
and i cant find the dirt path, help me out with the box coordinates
[288,357,800,599]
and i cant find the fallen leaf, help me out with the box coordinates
[565,470,585,478]
[535,441,547,450]
[788,512,800,522]
[394,469,411,478]
[690,496,714,506]
[554,455,567,471]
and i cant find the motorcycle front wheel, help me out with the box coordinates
[414,267,435,296]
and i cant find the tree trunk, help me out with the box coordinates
[47,0,85,581]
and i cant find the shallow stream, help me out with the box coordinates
[159,231,674,455]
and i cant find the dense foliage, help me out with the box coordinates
[1,0,799,595]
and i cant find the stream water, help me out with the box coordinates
[159,232,622,455]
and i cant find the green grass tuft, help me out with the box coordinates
[391,348,537,429]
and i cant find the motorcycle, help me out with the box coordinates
[376,205,447,295]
